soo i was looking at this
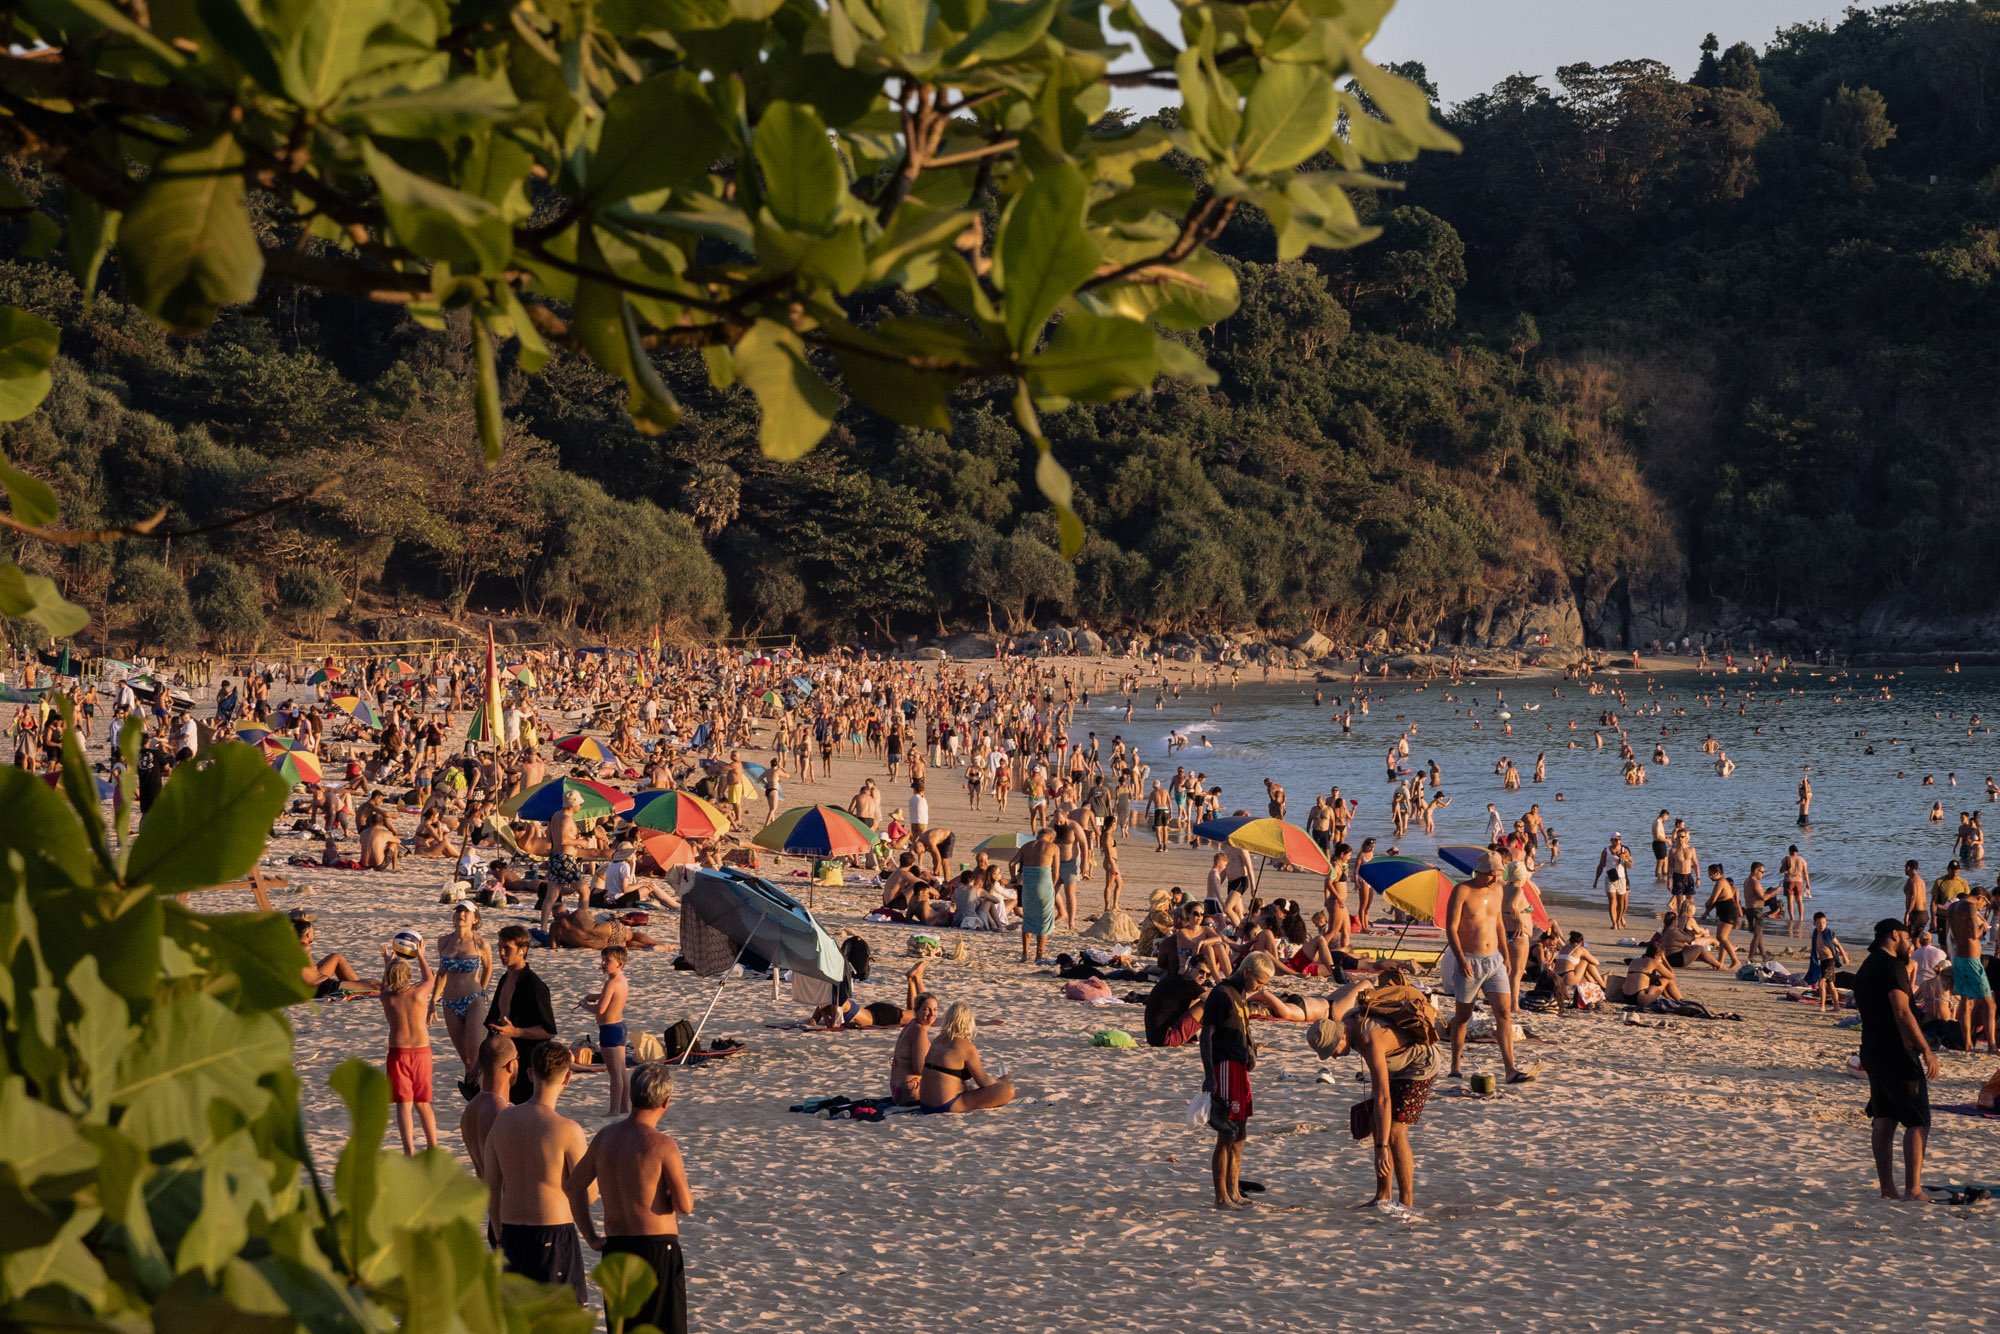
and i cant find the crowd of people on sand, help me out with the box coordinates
[12,634,2000,1320]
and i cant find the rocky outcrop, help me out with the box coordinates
[944,632,998,659]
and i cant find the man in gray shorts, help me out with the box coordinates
[1443,852,1533,1085]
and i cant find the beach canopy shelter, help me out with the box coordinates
[679,869,846,1058]
[1190,815,1332,876]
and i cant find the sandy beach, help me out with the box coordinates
[163,658,2000,1331]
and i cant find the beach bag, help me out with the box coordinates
[630,1031,664,1063]
[906,933,943,959]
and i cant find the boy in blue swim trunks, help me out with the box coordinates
[582,946,631,1115]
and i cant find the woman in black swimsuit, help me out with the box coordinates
[918,1003,1015,1113]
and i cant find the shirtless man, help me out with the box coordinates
[889,992,940,1105]
[543,790,589,932]
[1780,845,1811,933]
[359,812,402,871]
[1667,833,1700,909]
[1797,769,1813,824]
[1650,810,1671,880]
[1943,888,1997,1055]
[1442,852,1531,1083]
[565,1063,696,1334]
[482,1043,589,1302]
[1052,811,1083,933]
[461,1035,518,1182]
[1901,861,1929,936]
[291,912,367,998]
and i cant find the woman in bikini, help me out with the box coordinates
[434,902,492,1090]
[918,1002,1016,1114]
[1246,977,1375,1023]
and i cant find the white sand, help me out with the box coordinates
[166,663,2000,1329]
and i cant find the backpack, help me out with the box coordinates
[1355,984,1439,1049]
[841,934,872,981]
[660,1018,697,1063]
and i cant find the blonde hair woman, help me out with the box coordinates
[435,902,493,1096]
[918,1002,1016,1114]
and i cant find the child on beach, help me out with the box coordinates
[582,946,631,1115]
[380,931,439,1154]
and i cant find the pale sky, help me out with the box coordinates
[1119,0,1890,111]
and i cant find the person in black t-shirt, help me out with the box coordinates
[1852,918,1939,1199]
[134,741,174,814]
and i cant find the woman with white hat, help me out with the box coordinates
[435,902,492,1097]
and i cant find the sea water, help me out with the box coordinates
[1076,665,2000,928]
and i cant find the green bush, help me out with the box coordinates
[112,558,198,654]
[189,558,266,651]
[0,711,600,1330]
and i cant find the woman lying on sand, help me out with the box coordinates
[918,1002,1016,1114]
[1246,978,1375,1023]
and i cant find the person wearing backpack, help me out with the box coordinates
[1306,967,1439,1219]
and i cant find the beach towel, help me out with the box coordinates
[1019,865,1055,936]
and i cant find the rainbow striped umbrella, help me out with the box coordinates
[1189,815,1331,875]
[271,750,323,786]
[1436,846,1552,931]
[556,734,615,763]
[752,804,878,858]
[331,695,381,727]
[1357,858,1452,929]
[502,777,633,822]
[628,788,731,839]
[510,665,537,687]
[306,667,337,685]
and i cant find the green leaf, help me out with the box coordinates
[110,995,289,1150]
[64,190,118,312]
[873,0,928,53]
[586,72,727,203]
[2,1200,106,1309]
[175,1158,250,1278]
[28,0,188,68]
[473,319,503,464]
[359,1150,487,1286]
[329,1060,389,1271]
[280,0,392,106]
[753,101,846,234]
[1023,311,1157,404]
[52,695,112,875]
[113,715,141,848]
[0,768,95,892]
[1092,250,1240,329]
[361,143,511,276]
[124,740,289,896]
[0,1075,99,1187]
[0,562,88,638]
[829,345,953,430]
[119,135,264,335]
[571,274,682,436]
[594,1251,659,1326]
[1236,64,1335,174]
[997,163,1101,353]
[194,0,287,94]
[333,78,521,138]
[1035,443,1084,558]
[63,955,131,1115]
[1174,42,1241,160]
[732,320,840,460]
[0,305,58,425]
[162,904,314,1012]
[942,0,1058,65]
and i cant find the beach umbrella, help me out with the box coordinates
[628,788,731,838]
[502,776,633,821]
[973,832,1035,854]
[757,689,784,708]
[1436,846,1552,931]
[306,667,336,685]
[683,869,845,981]
[41,770,113,799]
[752,804,877,858]
[679,868,849,1056]
[789,676,813,696]
[555,734,615,763]
[510,665,538,687]
[232,722,273,745]
[331,695,381,727]
[1189,815,1332,875]
[394,658,418,676]
[271,750,323,786]
[639,831,697,872]
[1357,859,1452,929]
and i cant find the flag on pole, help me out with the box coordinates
[468,625,504,745]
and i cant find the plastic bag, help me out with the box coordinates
[1185,1089,1212,1130]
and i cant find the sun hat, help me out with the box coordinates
[1306,1018,1342,1059]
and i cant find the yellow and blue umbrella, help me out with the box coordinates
[1190,815,1331,875]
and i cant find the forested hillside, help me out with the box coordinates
[2,0,1995,653]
